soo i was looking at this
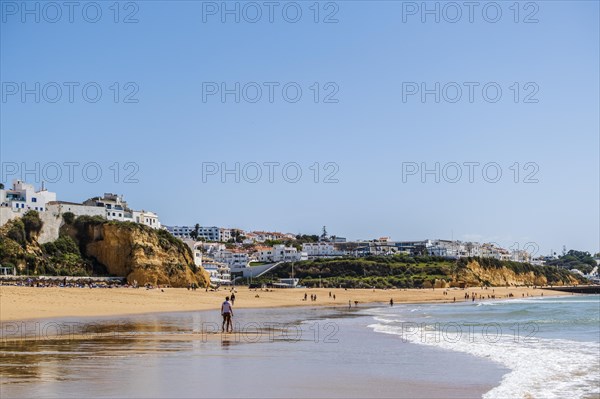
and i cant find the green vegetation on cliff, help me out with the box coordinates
[546,250,597,274]
[0,212,209,287]
[255,255,584,288]
[0,211,91,276]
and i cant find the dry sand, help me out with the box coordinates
[0,285,569,322]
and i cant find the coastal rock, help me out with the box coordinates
[423,279,449,289]
[68,220,209,288]
[0,213,47,273]
[434,279,449,288]
[452,260,579,287]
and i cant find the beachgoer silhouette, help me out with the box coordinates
[221,296,233,333]
[390,298,394,307]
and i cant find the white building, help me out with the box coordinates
[83,193,161,229]
[220,228,232,242]
[258,244,307,262]
[302,242,338,258]
[83,193,129,220]
[530,257,546,266]
[165,225,227,241]
[181,239,233,285]
[392,240,433,254]
[46,201,106,218]
[182,239,203,268]
[0,180,56,212]
[354,242,397,256]
[213,249,249,269]
[202,259,231,285]
[0,182,161,231]
[166,226,194,239]
[479,243,511,260]
[132,210,160,229]
[198,226,221,241]
[200,242,227,255]
[251,231,291,242]
[511,250,531,263]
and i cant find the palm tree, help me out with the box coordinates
[190,223,200,240]
[466,242,474,256]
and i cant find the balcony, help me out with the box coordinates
[6,195,25,202]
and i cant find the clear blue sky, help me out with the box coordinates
[1,1,598,256]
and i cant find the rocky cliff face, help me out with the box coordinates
[64,219,209,288]
[0,212,46,273]
[451,260,580,287]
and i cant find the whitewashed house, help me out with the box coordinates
[258,244,307,262]
[0,179,56,213]
[302,242,342,258]
[83,193,161,229]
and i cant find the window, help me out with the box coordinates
[32,198,37,202]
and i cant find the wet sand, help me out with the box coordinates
[0,285,565,322]
[0,306,506,399]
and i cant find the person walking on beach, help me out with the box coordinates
[390,298,394,307]
[221,296,233,333]
[231,293,236,305]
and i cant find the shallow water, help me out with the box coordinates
[1,306,504,398]
[367,295,600,399]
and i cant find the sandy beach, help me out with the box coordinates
[1,288,596,399]
[0,285,568,322]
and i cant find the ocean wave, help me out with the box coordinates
[368,321,600,399]
[372,316,404,324]
[476,302,499,306]
[497,299,600,304]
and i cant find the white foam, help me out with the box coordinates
[368,321,600,399]
[372,316,402,324]
[495,299,600,304]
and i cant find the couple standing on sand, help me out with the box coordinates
[221,296,234,333]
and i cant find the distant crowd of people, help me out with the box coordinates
[0,277,123,289]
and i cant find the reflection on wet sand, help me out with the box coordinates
[1,307,346,384]
[1,307,504,399]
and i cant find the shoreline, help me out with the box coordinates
[0,304,511,399]
[0,285,571,323]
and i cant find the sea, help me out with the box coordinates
[368,294,600,399]
[1,294,598,398]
